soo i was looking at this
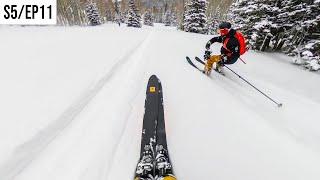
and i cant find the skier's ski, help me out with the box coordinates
[134,75,160,180]
[186,56,205,73]
[155,80,175,180]
[135,75,176,180]
[195,56,205,65]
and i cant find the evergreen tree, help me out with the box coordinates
[229,0,257,32]
[120,0,127,23]
[127,0,141,27]
[144,10,154,26]
[251,0,281,51]
[289,0,320,69]
[229,0,281,51]
[179,2,188,31]
[171,11,178,26]
[207,6,222,35]
[114,0,120,14]
[85,2,101,26]
[183,0,208,34]
[206,15,214,35]
[164,11,172,26]
[229,0,320,70]
[114,0,121,25]
[58,0,234,26]
[229,0,263,49]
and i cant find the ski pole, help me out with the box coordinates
[224,65,283,107]
[239,57,246,64]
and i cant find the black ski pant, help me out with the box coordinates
[224,55,239,65]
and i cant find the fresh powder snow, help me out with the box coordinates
[0,24,320,180]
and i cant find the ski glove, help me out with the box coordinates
[205,42,211,50]
[204,50,211,60]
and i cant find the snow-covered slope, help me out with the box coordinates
[0,24,320,180]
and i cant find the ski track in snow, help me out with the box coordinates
[13,30,156,180]
[100,31,157,180]
[0,30,153,180]
[0,24,320,180]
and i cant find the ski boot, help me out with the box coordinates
[155,145,175,179]
[215,60,225,75]
[135,145,154,180]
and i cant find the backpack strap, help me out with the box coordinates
[223,38,233,57]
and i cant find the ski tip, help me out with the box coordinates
[149,75,162,83]
[147,75,161,94]
[149,74,158,81]
[148,75,161,84]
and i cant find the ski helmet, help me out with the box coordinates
[218,22,231,36]
[218,22,231,29]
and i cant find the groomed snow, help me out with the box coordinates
[0,24,320,180]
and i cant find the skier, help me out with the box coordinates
[204,22,241,75]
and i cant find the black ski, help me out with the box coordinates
[195,56,205,65]
[155,80,175,179]
[134,75,176,180]
[186,56,205,73]
[134,75,160,180]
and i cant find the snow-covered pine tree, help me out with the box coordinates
[251,0,281,51]
[135,0,142,23]
[114,0,121,25]
[288,0,320,70]
[254,0,319,55]
[183,0,208,34]
[229,0,320,71]
[207,6,222,35]
[206,15,215,35]
[144,10,154,26]
[214,5,222,25]
[229,0,260,49]
[114,0,120,15]
[85,2,101,26]
[120,0,127,23]
[164,11,172,26]
[229,0,257,33]
[297,40,320,70]
[171,11,178,26]
[127,0,141,27]
[180,2,188,31]
[276,0,309,54]
[229,0,280,51]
